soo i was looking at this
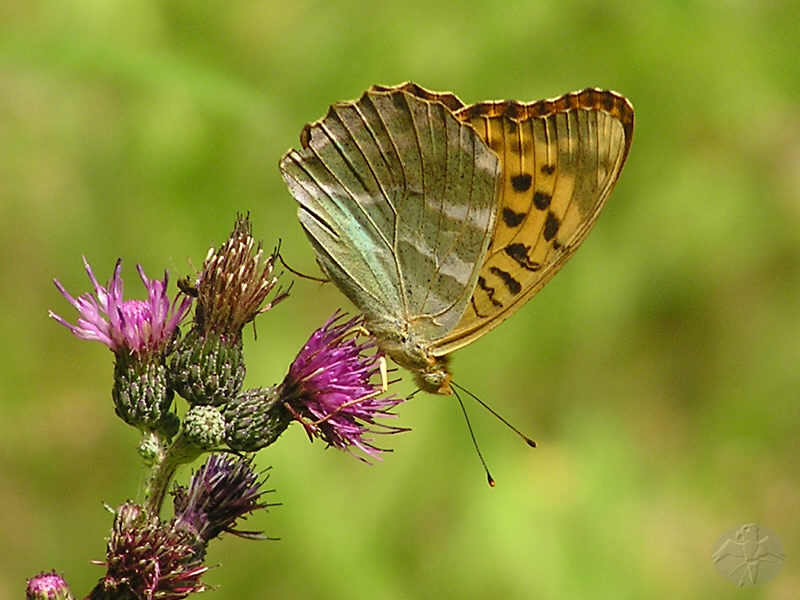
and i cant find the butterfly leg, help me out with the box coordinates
[378,355,389,392]
[344,323,389,391]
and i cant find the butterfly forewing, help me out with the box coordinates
[431,89,634,355]
[280,88,501,357]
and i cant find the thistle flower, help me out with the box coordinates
[173,454,273,547]
[192,215,288,333]
[50,258,191,355]
[88,502,207,600]
[278,312,407,460]
[171,215,288,406]
[26,571,73,600]
[50,258,192,432]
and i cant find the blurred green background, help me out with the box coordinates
[2,1,799,598]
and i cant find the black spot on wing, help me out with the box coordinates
[472,276,502,317]
[502,207,525,227]
[511,173,532,192]
[533,191,551,210]
[489,266,522,295]
[504,243,540,271]
[543,212,560,241]
[540,163,555,175]
[470,295,487,318]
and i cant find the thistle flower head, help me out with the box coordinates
[173,454,272,544]
[26,571,73,600]
[50,258,191,356]
[170,216,288,406]
[279,312,407,460]
[193,215,288,335]
[89,502,207,600]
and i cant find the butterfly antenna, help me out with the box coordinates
[451,381,537,448]
[452,386,495,487]
[276,245,328,283]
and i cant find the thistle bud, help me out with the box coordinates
[171,215,287,407]
[181,405,226,451]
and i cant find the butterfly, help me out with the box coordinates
[279,83,633,394]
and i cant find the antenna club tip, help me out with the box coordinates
[487,475,496,487]
[526,438,537,448]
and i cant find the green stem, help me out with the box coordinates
[144,431,203,515]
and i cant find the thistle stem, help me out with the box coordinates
[144,431,204,515]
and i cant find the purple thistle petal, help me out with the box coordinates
[282,312,408,460]
[91,502,207,600]
[26,571,73,600]
[173,454,273,543]
[50,257,192,355]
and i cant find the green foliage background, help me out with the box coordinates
[2,1,798,598]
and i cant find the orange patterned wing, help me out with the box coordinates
[431,89,634,356]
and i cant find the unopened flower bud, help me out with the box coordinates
[182,406,226,451]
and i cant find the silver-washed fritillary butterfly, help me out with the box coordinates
[279,83,634,394]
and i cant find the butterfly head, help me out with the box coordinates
[414,356,453,395]
[366,317,455,395]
